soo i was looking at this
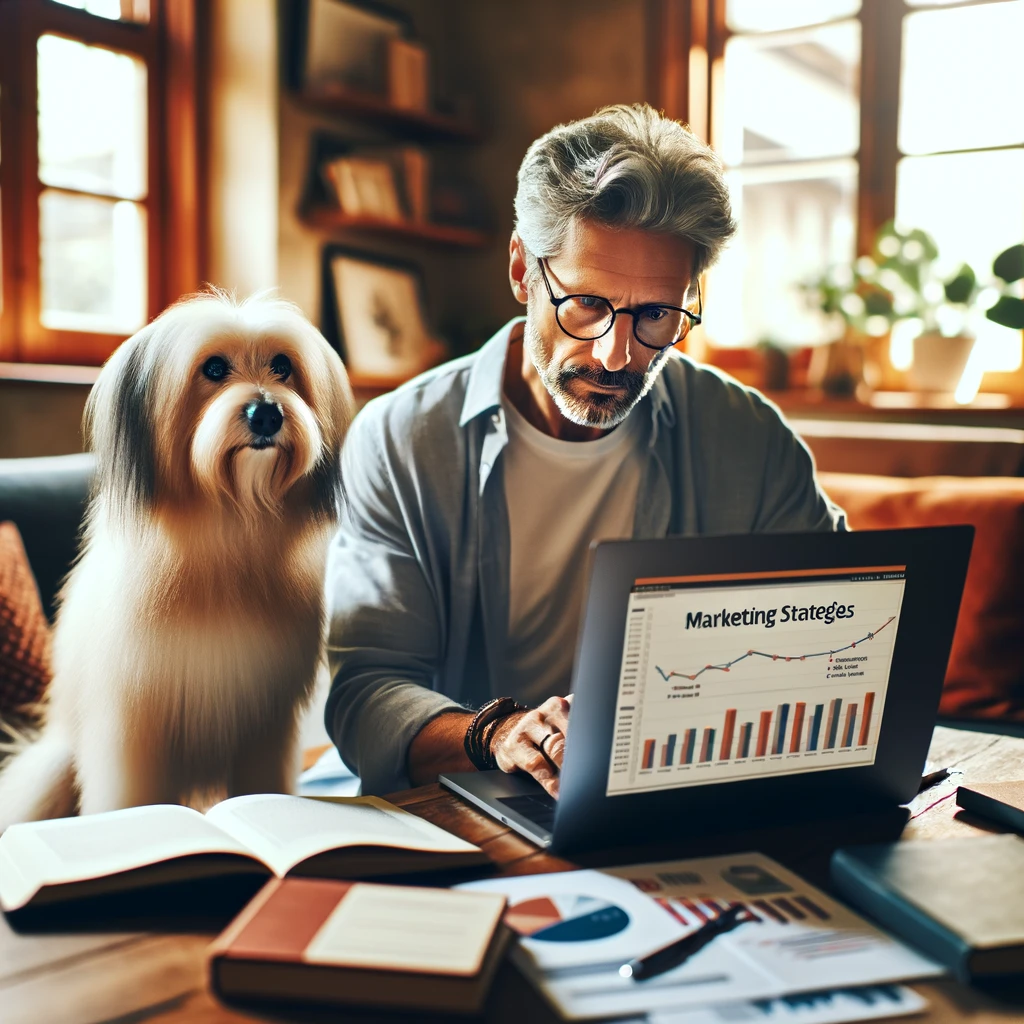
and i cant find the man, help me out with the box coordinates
[325,104,844,798]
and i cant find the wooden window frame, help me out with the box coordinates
[646,0,1024,392]
[0,0,202,366]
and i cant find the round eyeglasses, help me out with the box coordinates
[537,257,702,351]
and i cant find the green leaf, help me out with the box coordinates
[906,228,940,263]
[864,289,894,317]
[944,263,976,304]
[986,295,1024,330]
[993,243,1024,284]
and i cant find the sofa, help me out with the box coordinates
[0,454,94,622]
[1,455,1021,734]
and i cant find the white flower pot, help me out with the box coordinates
[909,334,975,393]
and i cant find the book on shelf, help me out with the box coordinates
[321,147,430,223]
[0,793,486,914]
[322,156,403,220]
[831,834,1024,981]
[386,37,429,113]
[209,877,510,1015]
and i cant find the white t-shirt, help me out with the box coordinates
[501,395,646,704]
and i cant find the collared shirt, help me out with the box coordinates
[325,318,846,795]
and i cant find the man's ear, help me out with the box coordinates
[509,232,529,305]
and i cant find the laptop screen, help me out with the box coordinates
[605,566,907,797]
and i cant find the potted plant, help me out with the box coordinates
[805,223,1024,394]
[800,247,897,396]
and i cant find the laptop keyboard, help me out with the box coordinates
[498,793,557,831]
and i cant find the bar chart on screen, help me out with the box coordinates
[607,567,907,796]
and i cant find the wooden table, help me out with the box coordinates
[4,725,1024,1024]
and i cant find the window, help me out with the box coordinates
[713,4,861,348]
[0,0,200,365]
[893,0,1024,380]
[651,0,1024,391]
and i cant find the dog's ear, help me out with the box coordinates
[85,324,157,518]
[309,449,344,522]
[308,348,354,522]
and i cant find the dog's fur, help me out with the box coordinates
[0,291,353,831]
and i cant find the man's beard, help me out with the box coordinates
[524,317,668,429]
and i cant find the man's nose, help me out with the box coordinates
[591,315,631,372]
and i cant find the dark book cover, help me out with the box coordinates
[831,835,1024,982]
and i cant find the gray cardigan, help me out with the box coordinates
[325,319,846,794]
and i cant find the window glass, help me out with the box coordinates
[899,2,1024,155]
[712,162,858,348]
[722,21,860,165]
[726,0,860,33]
[712,18,860,347]
[38,34,147,200]
[896,149,1024,371]
[40,191,147,334]
[50,0,149,23]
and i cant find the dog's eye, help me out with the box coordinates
[202,356,230,381]
[270,354,292,381]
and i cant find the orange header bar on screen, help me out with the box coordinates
[633,566,907,586]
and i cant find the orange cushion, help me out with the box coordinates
[819,473,1024,722]
[0,522,52,727]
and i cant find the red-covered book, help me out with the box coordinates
[208,877,510,1015]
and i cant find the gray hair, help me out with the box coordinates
[514,104,736,279]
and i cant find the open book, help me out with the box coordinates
[0,794,486,913]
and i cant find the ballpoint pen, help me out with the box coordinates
[619,903,747,982]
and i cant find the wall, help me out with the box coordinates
[441,0,649,339]
[0,382,88,458]
[206,0,280,295]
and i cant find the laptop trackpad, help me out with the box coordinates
[497,792,557,830]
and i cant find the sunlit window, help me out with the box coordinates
[37,34,147,334]
[711,4,860,347]
[895,0,1024,374]
[49,0,150,23]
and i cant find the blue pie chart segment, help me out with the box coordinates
[508,894,631,943]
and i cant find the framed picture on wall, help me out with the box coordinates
[321,246,446,387]
[289,0,412,95]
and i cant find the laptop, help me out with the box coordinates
[441,527,973,854]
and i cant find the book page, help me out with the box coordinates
[205,794,480,877]
[304,884,506,976]
[0,805,260,912]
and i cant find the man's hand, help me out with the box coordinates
[491,695,572,798]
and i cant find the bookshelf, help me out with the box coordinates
[284,1,494,400]
[301,209,489,249]
[297,86,480,143]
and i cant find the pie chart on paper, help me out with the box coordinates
[505,894,631,943]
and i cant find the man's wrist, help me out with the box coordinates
[464,697,527,770]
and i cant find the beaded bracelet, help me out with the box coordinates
[464,696,528,771]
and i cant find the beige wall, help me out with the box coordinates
[206,0,279,295]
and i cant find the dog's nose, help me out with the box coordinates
[246,400,283,438]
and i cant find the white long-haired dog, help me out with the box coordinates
[0,291,352,830]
